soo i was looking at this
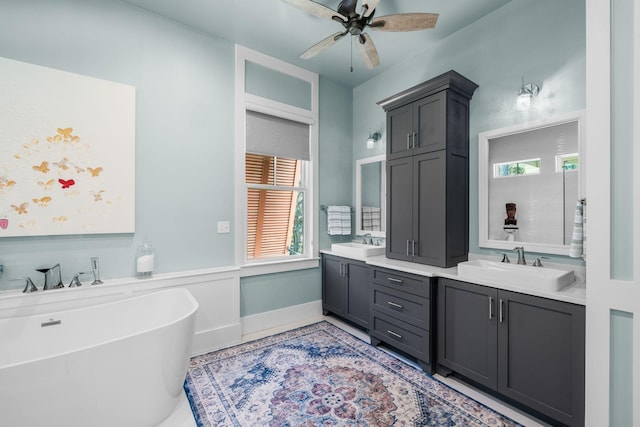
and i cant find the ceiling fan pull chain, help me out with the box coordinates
[350,36,354,73]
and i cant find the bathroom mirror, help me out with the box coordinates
[355,155,386,238]
[478,111,585,255]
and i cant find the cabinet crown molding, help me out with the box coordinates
[377,70,479,112]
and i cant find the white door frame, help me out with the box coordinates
[585,0,640,425]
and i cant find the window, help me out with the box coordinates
[244,110,310,261]
[493,158,541,178]
[245,154,305,260]
[235,46,318,274]
[556,153,579,172]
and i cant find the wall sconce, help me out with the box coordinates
[366,131,381,149]
[516,77,539,110]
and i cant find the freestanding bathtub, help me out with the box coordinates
[0,288,198,427]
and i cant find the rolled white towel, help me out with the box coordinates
[569,200,585,258]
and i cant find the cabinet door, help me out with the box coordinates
[387,104,414,160]
[386,157,413,261]
[322,255,345,316]
[345,261,370,329]
[497,290,585,427]
[414,91,446,154]
[437,279,498,389]
[414,152,446,266]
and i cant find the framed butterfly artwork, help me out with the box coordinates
[0,57,135,237]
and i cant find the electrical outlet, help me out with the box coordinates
[217,221,230,234]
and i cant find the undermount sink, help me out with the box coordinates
[331,242,385,258]
[457,259,575,291]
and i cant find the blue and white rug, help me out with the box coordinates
[184,321,522,426]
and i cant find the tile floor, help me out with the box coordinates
[161,315,550,426]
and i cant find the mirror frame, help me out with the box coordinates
[355,154,386,238]
[478,110,586,255]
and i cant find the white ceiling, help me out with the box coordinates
[122,0,512,87]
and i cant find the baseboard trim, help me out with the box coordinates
[192,323,242,356]
[241,300,323,337]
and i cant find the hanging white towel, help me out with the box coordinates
[362,206,381,231]
[327,206,343,236]
[340,206,351,236]
[569,199,586,259]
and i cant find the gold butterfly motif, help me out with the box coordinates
[0,177,16,189]
[53,216,68,223]
[87,166,103,177]
[33,196,52,207]
[19,220,36,229]
[38,179,55,190]
[32,161,49,174]
[92,190,105,201]
[53,157,70,170]
[57,127,73,138]
[11,202,28,215]
[47,134,63,143]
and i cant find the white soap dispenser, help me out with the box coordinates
[136,243,154,278]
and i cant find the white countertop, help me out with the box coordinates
[321,250,586,306]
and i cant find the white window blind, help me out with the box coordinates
[246,110,310,160]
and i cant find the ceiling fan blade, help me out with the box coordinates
[300,31,347,59]
[356,33,380,69]
[282,0,348,22]
[361,0,380,18]
[370,13,439,32]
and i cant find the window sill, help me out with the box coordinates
[240,257,320,277]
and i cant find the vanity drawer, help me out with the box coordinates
[371,267,432,298]
[371,285,430,330]
[370,311,430,364]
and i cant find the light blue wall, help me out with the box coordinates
[353,0,586,264]
[0,0,235,288]
[0,0,351,307]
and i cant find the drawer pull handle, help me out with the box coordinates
[489,296,493,320]
[387,301,403,309]
[387,277,403,284]
[387,330,403,339]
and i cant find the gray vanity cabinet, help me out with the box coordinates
[438,278,585,427]
[387,91,447,160]
[321,254,370,329]
[387,151,467,266]
[369,266,436,373]
[379,70,477,268]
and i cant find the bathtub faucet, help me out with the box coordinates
[36,263,64,290]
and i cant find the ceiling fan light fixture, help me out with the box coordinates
[282,0,438,69]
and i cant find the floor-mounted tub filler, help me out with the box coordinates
[0,288,198,427]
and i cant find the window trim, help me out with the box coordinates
[234,45,319,273]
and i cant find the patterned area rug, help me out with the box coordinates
[184,321,522,426]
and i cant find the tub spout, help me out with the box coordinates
[36,264,64,290]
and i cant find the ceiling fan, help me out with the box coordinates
[282,0,438,69]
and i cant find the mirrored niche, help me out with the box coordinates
[478,111,585,256]
[355,155,386,238]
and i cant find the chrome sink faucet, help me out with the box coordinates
[513,246,526,265]
[362,233,373,245]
